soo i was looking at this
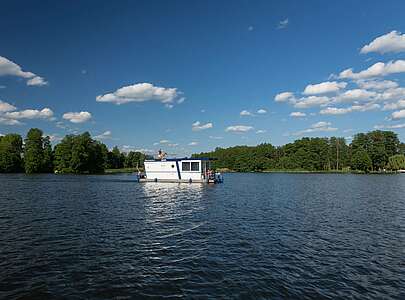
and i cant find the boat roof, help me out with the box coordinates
[145,157,216,162]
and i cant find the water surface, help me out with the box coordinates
[0,173,404,299]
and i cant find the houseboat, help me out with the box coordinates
[139,157,223,184]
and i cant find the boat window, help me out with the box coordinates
[191,162,199,171]
[182,162,190,171]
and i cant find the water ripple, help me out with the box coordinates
[0,173,404,299]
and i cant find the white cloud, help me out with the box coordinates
[303,81,347,95]
[335,89,377,103]
[339,60,405,80]
[0,100,16,112]
[277,18,289,29]
[361,31,405,54]
[256,129,266,134]
[62,111,92,123]
[0,56,47,86]
[96,82,183,105]
[5,108,53,120]
[159,139,170,144]
[94,130,112,140]
[192,121,213,131]
[275,92,295,102]
[225,125,254,133]
[167,143,178,147]
[356,80,398,90]
[209,136,223,140]
[0,117,22,125]
[294,96,330,108]
[391,109,405,120]
[257,108,267,114]
[27,76,48,86]
[188,141,198,146]
[121,145,155,154]
[374,123,405,129]
[290,111,306,118]
[320,103,380,115]
[46,134,62,142]
[240,110,253,116]
[383,100,405,110]
[293,121,337,135]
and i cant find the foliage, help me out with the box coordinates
[387,154,405,171]
[351,149,372,173]
[24,128,45,174]
[54,132,108,174]
[194,131,401,173]
[0,134,23,173]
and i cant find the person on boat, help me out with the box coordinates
[157,149,167,160]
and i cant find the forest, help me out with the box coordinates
[1,128,405,174]
[193,130,405,173]
[0,128,147,174]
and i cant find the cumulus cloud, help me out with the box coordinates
[5,108,53,120]
[277,18,289,29]
[383,100,405,111]
[256,129,266,134]
[339,60,405,80]
[192,121,213,131]
[303,81,347,95]
[391,109,405,120]
[335,89,377,103]
[320,103,380,115]
[240,110,253,116]
[294,96,330,109]
[62,111,92,123]
[290,111,306,117]
[159,139,170,144]
[0,100,16,112]
[27,76,48,86]
[94,130,112,140]
[374,123,405,129]
[0,117,22,125]
[0,56,48,86]
[257,108,267,114]
[96,82,183,105]
[225,125,254,133]
[361,31,405,54]
[209,136,223,140]
[356,79,398,90]
[188,141,198,146]
[293,121,337,136]
[275,92,295,102]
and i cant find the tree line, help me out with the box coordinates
[193,130,405,173]
[0,128,148,174]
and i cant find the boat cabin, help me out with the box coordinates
[141,157,222,183]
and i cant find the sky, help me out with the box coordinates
[1,0,405,156]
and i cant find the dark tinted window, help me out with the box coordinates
[191,162,199,171]
[182,162,190,171]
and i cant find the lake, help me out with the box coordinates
[0,173,404,299]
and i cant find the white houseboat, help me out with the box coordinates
[139,157,223,183]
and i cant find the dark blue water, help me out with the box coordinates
[0,173,404,299]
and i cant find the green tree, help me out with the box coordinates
[24,128,44,174]
[42,136,54,172]
[351,149,372,172]
[0,134,23,172]
[387,154,405,171]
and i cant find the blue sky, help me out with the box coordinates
[1,0,405,156]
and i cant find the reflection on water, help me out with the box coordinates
[0,173,404,299]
